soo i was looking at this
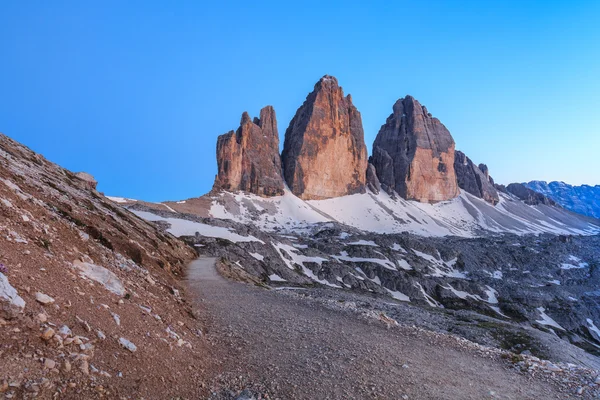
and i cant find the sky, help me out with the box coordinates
[0,1,598,202]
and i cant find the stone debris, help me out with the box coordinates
[73,259,125,296]
[111,312,121,326]
[35,292,55,305]
[119,337,137,352]
[40,327,55,341]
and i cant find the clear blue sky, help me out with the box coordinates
[1,1,598,201]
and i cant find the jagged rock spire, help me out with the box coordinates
[281,75,368,200]
[213,106,285,197]
[371,96,459,203]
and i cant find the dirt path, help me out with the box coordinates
[187,258,574,400]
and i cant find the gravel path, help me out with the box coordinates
[188,258,574,400]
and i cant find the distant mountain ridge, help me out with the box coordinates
[525,181,600,219]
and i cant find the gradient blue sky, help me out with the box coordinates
[1,1,598,201]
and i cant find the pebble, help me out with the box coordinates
[41,328,55,341]
[43,358,56,369]
[35,292,55,305]
[58,325,72,338]
[119,337,137,352]
[79,360,90,375]
[545,362,562,372]
[111,312,121,326]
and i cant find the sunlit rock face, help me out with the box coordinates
[372,96,459,203]
[282,75,368,200]
[213,106,285,197]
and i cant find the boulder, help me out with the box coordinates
[0,273,25,319]
[281,75,368,200]
[35,292,55,305]
[119,337,137,352]
[371,96,459,203]
[454,151,499,205]
[213,106,285,197]
[73,259,125,296]
[74,172,97,190]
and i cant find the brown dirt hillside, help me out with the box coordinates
[0,133,217,399]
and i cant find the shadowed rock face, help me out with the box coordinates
[371,96,459,203]
[505,183,556,206]
[281,76,368,200]
[454,151,499,205]
[213,106,285,197]
[366,163,381,195]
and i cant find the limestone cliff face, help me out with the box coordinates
[213,106,284,197]
[281,76,368,200]
[454,151,499,205]
[371,96,459,203]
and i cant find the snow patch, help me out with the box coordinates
[268,274,286,282]
[384,288,410,302]
[536,307,565,330]
[333,251,397,270]
[106,196,136,203]
[587,319,600,339]
[347,240,378,247]
[132,210,264,243]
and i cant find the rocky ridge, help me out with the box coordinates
[210,75,535,209]
[526,181,600,219]
[499,183,557,206]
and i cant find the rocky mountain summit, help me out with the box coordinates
[282,75,368,200]
[213,106,285,197]
[209,75,520,207]
[371,96,460,202]
[128,75,598,238]
[526,181,600,219]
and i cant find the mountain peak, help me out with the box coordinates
[281,76,368,200]
[372,96,458,202]
[214,106,285,197]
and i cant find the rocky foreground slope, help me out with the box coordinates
[0,134,219,399]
